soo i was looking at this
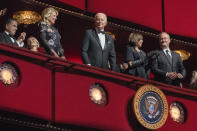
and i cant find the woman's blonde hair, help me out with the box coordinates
[190,70,197,89]
[128,33,143,46]
[41,7,58,25]
[27,36,40,49]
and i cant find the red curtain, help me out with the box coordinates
[58,0,85,10]
[87,0,163,31]
[165,0,197,38]
[57,0,197,38]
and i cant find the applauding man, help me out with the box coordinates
[0,18,26,47]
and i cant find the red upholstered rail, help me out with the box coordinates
[0,43,197,130]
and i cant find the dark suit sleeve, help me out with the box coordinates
[132,54,146,67]
[0,34,4,41]
[0,33,6,43]
[125,47,145,68]
[125,47,133,62]
[81,30,91,64]
[151,55,167,77]
[145,51,159,72]
[109,38,116,71]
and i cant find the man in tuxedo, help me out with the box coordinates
[81,13,116,71]
[0,18,26,47]
[151,32,186,87]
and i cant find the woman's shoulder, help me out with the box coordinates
[126,46,135,52]
[39,21,48,31]
[40,21,47,25]
[39,22,56,34]
[127,45,134,49]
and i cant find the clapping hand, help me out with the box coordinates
[17,32,26,43]
[0,8,7,16]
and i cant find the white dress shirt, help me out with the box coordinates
[163,49,172,57]
[97,30,105,50]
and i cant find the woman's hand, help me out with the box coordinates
[0,8,7,16]
[17,32,26,43]
[128,61,133,67]
[50,49,59,57]
[61,56,66,60]
[120,63,129,70]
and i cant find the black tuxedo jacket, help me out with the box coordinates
[151,50,186,86]
[81,29,116,71]
[0,32,18,46]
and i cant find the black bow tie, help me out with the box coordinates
[97,30,105,34]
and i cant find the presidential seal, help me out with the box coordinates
[133,84,168,129]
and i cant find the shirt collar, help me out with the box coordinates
[163,48,170,52]
[5,31,10,36]
[95,28,104,32]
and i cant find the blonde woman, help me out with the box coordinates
[125,33,148,78]
[27,36,39,52]
[190,70,197,89]
[39,7,65,59]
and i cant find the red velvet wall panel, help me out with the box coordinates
[58,0,85,10]
[165,0,197,38]
[1,44,197,130]
[0,54,52,120]
[87,0,163,31]
[54,67,197,130]
[158,94,197,131]
[55,71,134,131]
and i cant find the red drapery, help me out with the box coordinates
[57,0,85,10]
[87,0,163,31]
[58,0,197,39]
[165,0,197,38]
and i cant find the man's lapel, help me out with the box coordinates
[92,29,102,49]
[104,33,109,50]
[4,32,14,44]
[171,51,176,66]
